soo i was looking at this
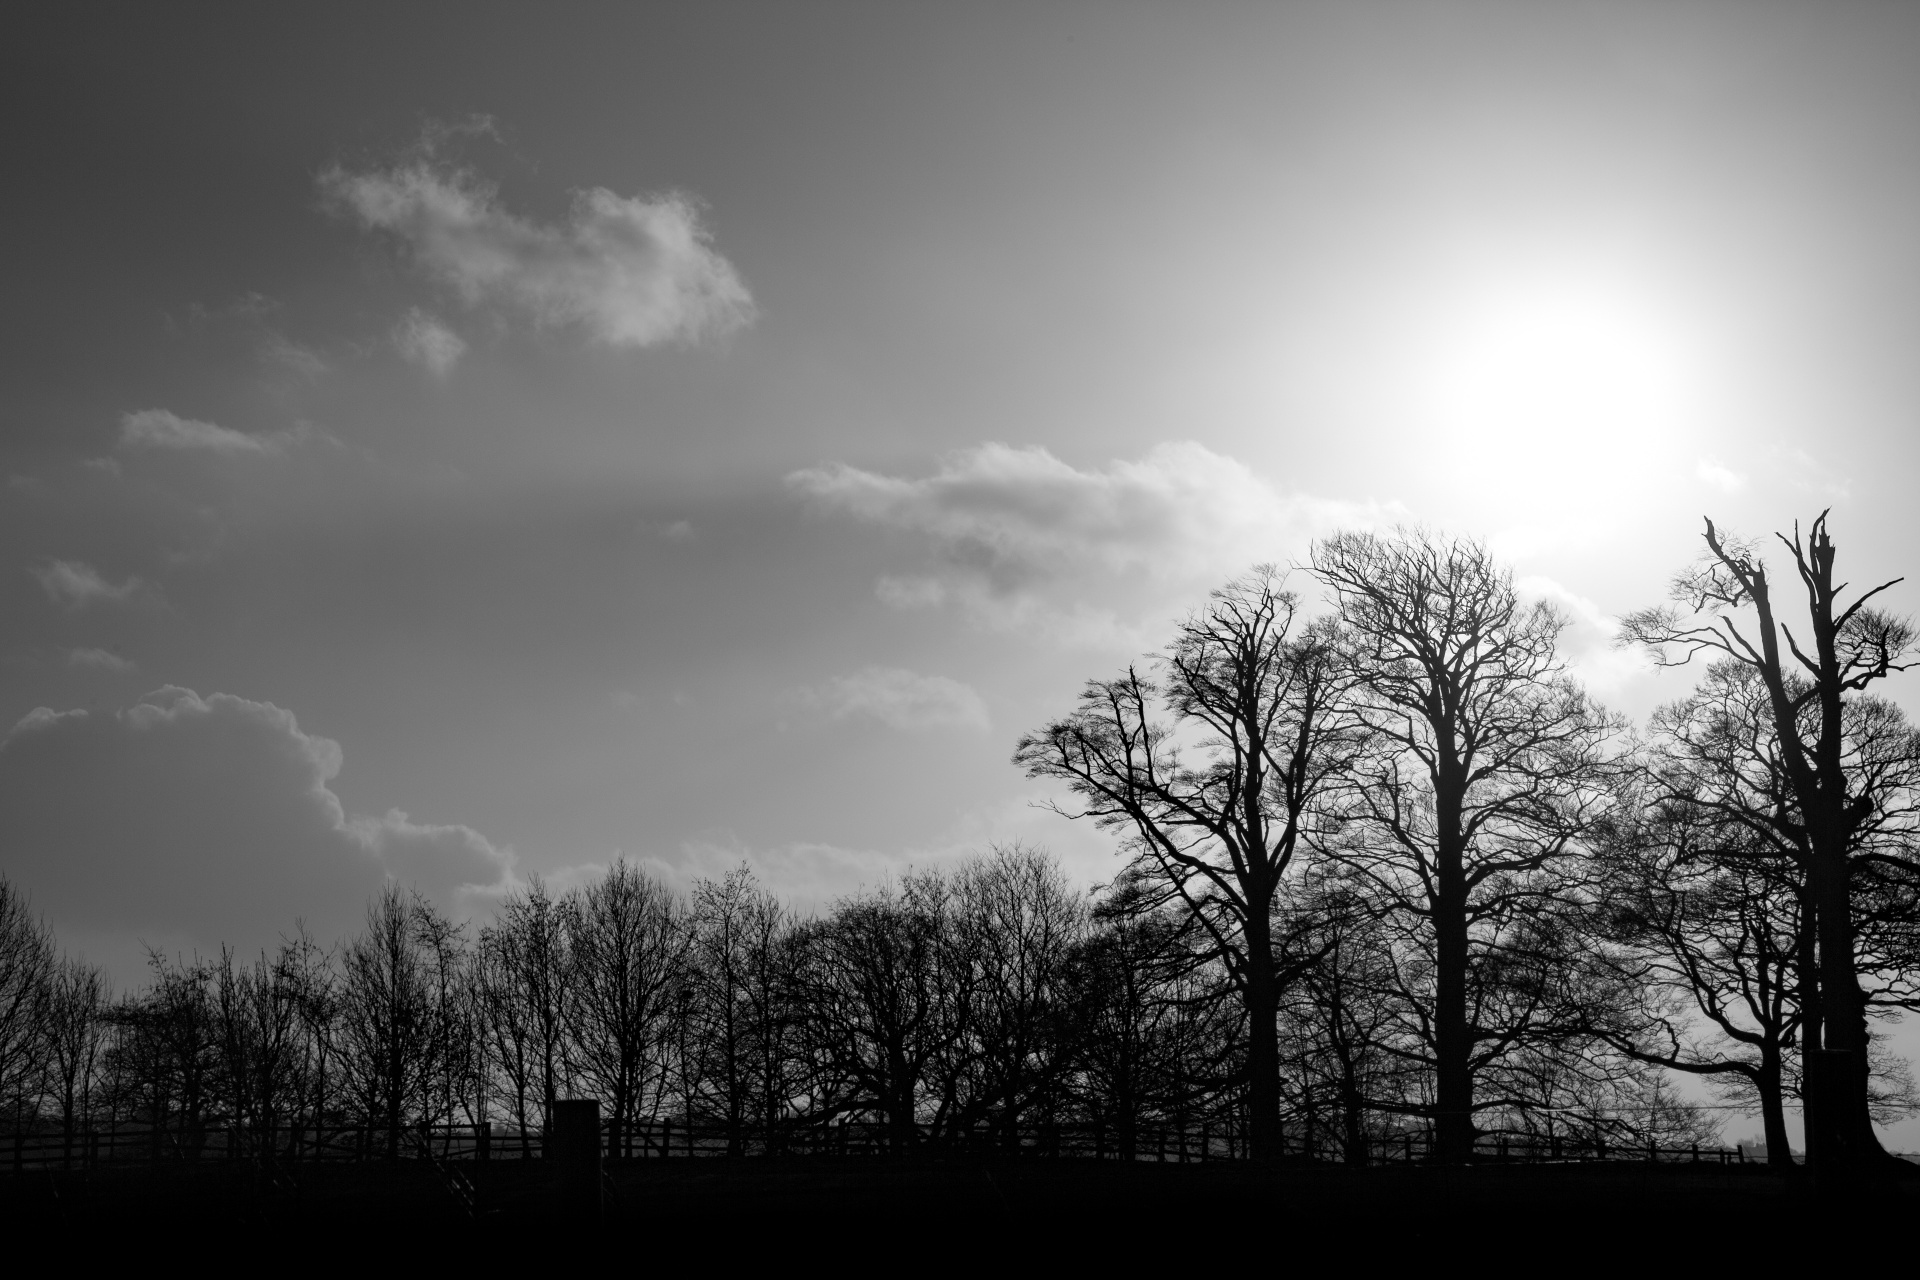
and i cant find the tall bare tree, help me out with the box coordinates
[1622,512,1919,1173]
[1016,567,1350,1161]
[1313,530,1618,1163]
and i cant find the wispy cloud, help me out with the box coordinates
[1515,574,1649,700]
[791,441,1404,645]
[258,332,329,379]
[1695,456,1745,492]
[392,308,467,376]
[33,560,141,608]
[800,666,991,732]
[119,408,284,455]
[67,647,134,673]
[321,158,755,349]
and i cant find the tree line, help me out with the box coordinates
[0,513,1915,1175]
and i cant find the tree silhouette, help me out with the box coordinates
[1313,530,1618,1163]
[1622,512,1919,1175]
[1016,567,1350,1161]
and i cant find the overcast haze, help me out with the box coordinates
[6,0,1920,1130]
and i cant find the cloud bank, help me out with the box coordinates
[321,161,755,348]
[790,441,1403,644]
[0,687,516,958]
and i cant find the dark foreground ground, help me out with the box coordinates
[3,1156,1912,1258]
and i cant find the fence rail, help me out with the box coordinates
[0,1116,1773,1174]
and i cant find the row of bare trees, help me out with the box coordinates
[0,845,1717,1166]
[1018,515,1920,1176]
[1,513,1912,1174]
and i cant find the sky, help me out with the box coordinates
[6,5,1920,1140]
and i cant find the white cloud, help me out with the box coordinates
[0,686,517,954]
[67,647,133,673]
[393,308,467,376]
[874,575,946,609]
[11,706,86,735]
[1695,457,1746,493]
[32,560,141,607]
[119,408,282,455]
[321,160,755,348]
[663,520,694,542]
[258,332,329,379]
[1766,443,1851,500]
[790,441,1403,645]
[1515,574,1650,701]
[800,666,990,732]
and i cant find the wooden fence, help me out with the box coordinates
[0,1115,1770,1173]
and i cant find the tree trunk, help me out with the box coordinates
[1339,1053,1368,1167]
[1810,840,1884,1171]
[1432,820,1473,1163]
[1243,910,1282,1162]
[1757,1044,1793,1169]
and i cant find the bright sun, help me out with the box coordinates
[1427,277,1697,515]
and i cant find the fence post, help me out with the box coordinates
[476,1121,491,1163]
[548,1099,603,1225]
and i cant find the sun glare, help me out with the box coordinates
[1426,278,1696,515]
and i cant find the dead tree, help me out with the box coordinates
[1622,512,1918,1174]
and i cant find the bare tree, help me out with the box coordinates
[1591,797,1805,1166]
[1016,567,1351,1161]
[1281,876,1404,1165]
[798,874,964,1152]
[42,955,105,1163]
[1622,512,1919,1173]
[0,876,54,1135]
[949,843,1086,1148]
[212,933,338,1162]
[337,886,468,1159]
[476,878,575,1145]
[1066,900,1238,1159]
[571,859,687,1156]
[106,952,218,1161]
[1313,530,1619,1163]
